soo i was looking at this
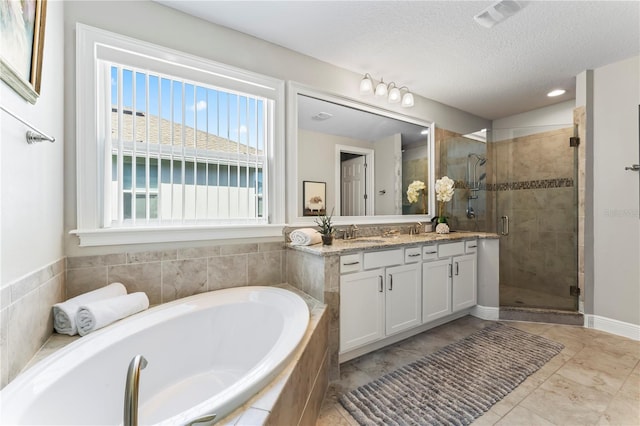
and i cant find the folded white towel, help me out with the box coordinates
[289,228,322,246]
[76,292,150,336]
[53,283,127,335]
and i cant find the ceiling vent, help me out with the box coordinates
[474,0,523,28]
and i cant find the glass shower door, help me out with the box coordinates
[491,124,579,311]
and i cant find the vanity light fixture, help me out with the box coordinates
[359,74,415,108]
[388,83,401,103]
[401,87,415,108]
[547,89,566,97]
[375,78,388,97]
[359,73,374,94]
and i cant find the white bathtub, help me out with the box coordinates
[1,286,309,425]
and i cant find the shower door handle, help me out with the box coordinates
[501,215,510,236]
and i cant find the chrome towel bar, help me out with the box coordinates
[0,105,56,143]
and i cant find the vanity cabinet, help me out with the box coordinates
[422,242,477,323]
[452,253,477,311]
[340,268,385,351]
[422,258,452,322]
[339,239,478,356]
[385,263,422,335]
[340,249,421,353]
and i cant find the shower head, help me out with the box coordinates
[468,153,487,166]
[478,172,487,181]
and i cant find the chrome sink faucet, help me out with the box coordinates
[410,222,422,235]
[343,224,359,239]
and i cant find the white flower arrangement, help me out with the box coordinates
[406,180,426,204]
[435,176,455,225]
[435,176,455,203]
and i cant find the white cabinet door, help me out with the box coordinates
[340,268,385,352]
[452,253,477,312]
[422,258,453,323]
[385,263,422,335]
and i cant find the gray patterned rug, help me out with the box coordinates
[339,323,564,426]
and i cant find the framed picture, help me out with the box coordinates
[0,0,47,104]
[303,181,326,216]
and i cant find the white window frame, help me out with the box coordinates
[73,24,285,247]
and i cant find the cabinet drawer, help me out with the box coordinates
[465,240,478,253]
[363,249,403,269]
[340,253,362,273]
[404,247,422,263]
[422,245,438,260]
[438,241,465,258]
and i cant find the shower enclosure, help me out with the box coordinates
[441,124,579,312]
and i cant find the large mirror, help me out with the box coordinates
[287,84,435,224]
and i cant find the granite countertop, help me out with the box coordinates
[287,231,499,256]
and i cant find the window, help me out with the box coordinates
[74,24,284,246]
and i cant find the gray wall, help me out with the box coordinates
[63,0,490,257]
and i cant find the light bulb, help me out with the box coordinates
[401,92,414,107]
[375,80,388,97]
[388,85,401,103]
[359,75,373,94]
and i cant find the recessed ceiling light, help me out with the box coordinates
[311,112,333,121]
[547,89,566,97]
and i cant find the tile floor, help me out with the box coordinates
[317,316,640,425]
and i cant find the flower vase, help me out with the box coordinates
[436,222,450,234]
[436,204,450,234]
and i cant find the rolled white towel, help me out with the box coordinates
[289,228,322,246]
[53,282,127,335]
[75,292,150,336]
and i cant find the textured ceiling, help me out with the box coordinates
[157,1,640,120]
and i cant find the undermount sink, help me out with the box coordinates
[342,238,387,244]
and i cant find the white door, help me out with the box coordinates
[341,155,367,216]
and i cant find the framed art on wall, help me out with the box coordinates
[303,181,326,216]
[0,0,47,104]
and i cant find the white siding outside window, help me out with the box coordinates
[74,24,285,246]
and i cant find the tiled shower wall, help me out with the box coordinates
[487,127,578,307]
[438,133,488,232]
[1,259,65,388]
[65,242,286,304]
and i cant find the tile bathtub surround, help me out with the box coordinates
[0,258,66,388]
[215,284,329,425]
[317,316,640,426]
[65,242,286,305]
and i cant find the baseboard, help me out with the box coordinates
[470,305,499,321]
[584,314,640,341]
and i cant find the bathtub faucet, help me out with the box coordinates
[124,355,148,426]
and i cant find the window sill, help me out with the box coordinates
[71,224,285,247]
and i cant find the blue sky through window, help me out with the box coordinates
[111,65,264,149]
